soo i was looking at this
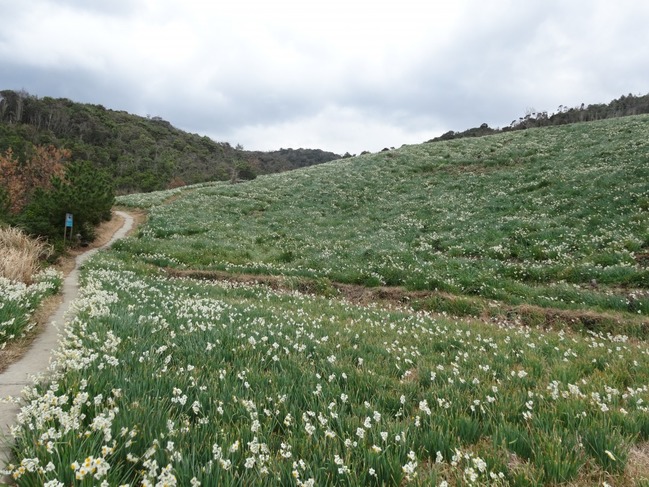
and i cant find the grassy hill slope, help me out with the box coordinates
[5,116,649,486]
[118,115,649,326]
[0,90,340,193]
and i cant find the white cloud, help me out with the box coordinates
[225,104,443,154]
[1,0,648,152]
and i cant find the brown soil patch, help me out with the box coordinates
[401,368,419,383]
[56,209,144,276]
[333,283,431,307]
[627,442,649,482]
[165,269,432,308]
[164,269,648,338]
[635,252,649,267]
[164,269,421,309]
[165,269,287,290]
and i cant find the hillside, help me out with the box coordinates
[117,114,649,331]
[0,90,340,193]
[5,115,649,485]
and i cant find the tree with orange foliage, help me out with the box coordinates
[0,145,69,214]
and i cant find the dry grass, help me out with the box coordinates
[627,442,649,484]
[0,226,52,284]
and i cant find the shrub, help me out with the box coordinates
[16,160,115,242]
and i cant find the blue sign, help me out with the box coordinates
[65,213,73,228]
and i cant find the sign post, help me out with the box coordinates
[63,213,73,242]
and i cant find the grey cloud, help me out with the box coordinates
[1,0,648,153]
[1,62,146,117]
[42,0,140,17]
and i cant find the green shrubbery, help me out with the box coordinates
[0,145,114,244]
[0,90,339,193]
[16,161,114,242]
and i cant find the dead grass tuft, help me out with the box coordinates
[0,226,51,283]
[627,442,649,482]
[401,367,419,383]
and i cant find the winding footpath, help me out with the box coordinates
[0,211,134,474]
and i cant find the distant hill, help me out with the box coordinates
[429,92,649,142]
[0,90,341,193]
[247,147,344,173]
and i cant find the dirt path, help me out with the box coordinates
[0,211,134,474]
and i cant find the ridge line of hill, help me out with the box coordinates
[2,90,649,196]
[427,92,649,143]
[0,89,341,194]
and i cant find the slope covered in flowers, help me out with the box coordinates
[3,253,649,485]
[118,115,649,321]
[3,116,649,485]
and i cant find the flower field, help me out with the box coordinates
[3,252,649,485]
[117,116,649,322]
[3,115,649,485]
[0,226,62,349]
[0,269,62,349]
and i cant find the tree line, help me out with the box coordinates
[0,90,340,194]
[429,92,649,142]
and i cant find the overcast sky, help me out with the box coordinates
[1,0,648,154]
